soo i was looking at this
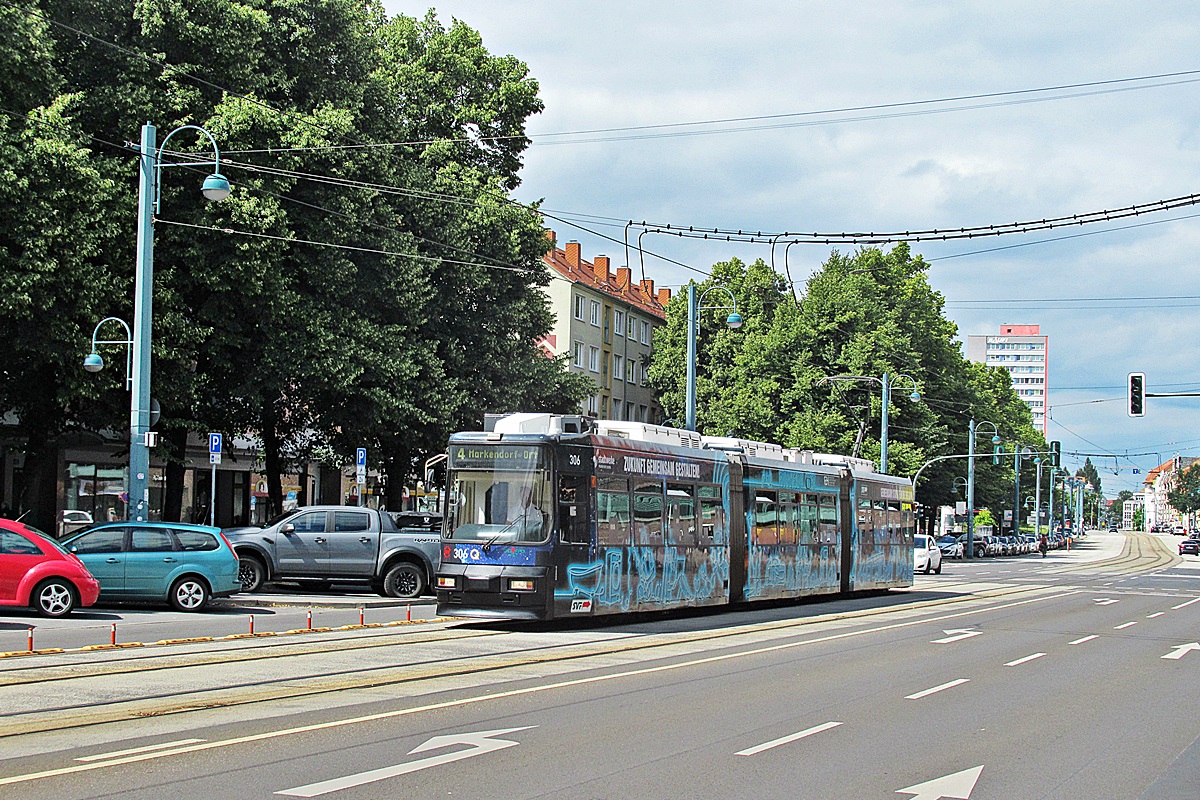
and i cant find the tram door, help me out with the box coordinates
[727,456,747,604]
[555,446,594,608]
[839,468,854,594]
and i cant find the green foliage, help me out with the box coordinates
[2,0,587,519]
[1167,464,1200,518]
[647,245,1043,514]
[974,508,997,527]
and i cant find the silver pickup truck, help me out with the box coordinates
[223,506,441,599]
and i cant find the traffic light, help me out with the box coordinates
[992,443,1002,466]
[1050,440,1061,467]
[1128,372,1146,417]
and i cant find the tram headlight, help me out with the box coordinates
[508,579,536,592]
[437,576,457,590]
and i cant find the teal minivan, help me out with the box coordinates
[61,522,240,611]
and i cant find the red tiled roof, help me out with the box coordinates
[543,234,669,320]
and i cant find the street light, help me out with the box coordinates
[684,283,742,431]
[819,373,920,474]
[965,419,1001,560]
[125,122,231,522]
[83,317,133,389]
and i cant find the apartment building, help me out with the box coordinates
[538,235,670,423]
[966,324,1049,434]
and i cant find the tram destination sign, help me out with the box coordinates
[450,444,544,471]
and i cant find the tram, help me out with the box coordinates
[435,413,914,621]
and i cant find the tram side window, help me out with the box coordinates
[597,478,631,546]
[818,494,838,544]
[559,474,590,545]
[872,500,887,545]
[698,485,725,546]
[886,500,903,544]
[800,494,819,545]
[633,481,663,546]
[753,492,778,545]
[777,491,798,545]
[665,484,696,546]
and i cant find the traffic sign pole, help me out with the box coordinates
[208,433,222,526]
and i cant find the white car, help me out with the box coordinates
[914,534,943,574]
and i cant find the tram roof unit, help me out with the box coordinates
[481,413,899,482]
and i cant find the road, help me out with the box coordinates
[0,530,1196,799]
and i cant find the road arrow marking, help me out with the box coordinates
[896,764,984,800]
[932,629,983,644]
[1094,598,1119,605]
[736,721,842,756]
[1162,643,1200,660]
[276,726,536,797]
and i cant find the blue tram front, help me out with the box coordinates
[435,413,914,621]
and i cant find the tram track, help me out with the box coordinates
[0,583,1047,738]
[1050,533,1179,575]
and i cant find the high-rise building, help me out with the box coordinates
[966,324,1049,433]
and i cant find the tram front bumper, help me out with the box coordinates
[436,564,552,620]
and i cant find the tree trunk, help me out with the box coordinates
[382,440,412,512]
[262,401,283,518]
[19,424,59,533]
[161,427,189,522]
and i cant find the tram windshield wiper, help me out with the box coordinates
[481,519,520,552]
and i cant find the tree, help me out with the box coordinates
[1167,463,1200,522]
[1077,458,1102,494]
[646,246,1042,517]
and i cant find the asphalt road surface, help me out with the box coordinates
[1,530,1196,800]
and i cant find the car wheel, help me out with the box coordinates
[170,576,211,612]
[238,555,267,593]
[934,559,943,574]
[924,560,932,574]
[383,562,425,599]
[33,579,77,618]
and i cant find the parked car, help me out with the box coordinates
[914,534,943,574]
[1173,525,1187,536]
[59,509,94,539]
[61,522,240,611]
[0,518,100,617]
[957,534,987,559]
[1179,538,1200,556]
[936,535,963,559]
[223,506,442,599]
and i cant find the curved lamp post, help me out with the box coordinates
[83,317,133,390]
[819,373,920,474]
[966,419,1001,560]
[685,283,742,431]
[125,122,231,521]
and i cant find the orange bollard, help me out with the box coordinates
[27,628,33,652]
[306,609,312,630]
[249,614,255,635]
[407,604,411,622]
[359,608,365,626]
[110,623,116,645]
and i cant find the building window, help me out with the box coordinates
[574,295,585,321]
[573,341,585,368]
[590,300,601,326]
[640,320,650,344]
[626,360,635,383]
[613,354,624,380]
[587,395,598,415]
[614,310,625,337]
[588,346,600,372]
[613,397,623,419]
[628,315,637,338]
[626,401,635,420]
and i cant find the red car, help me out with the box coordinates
[0,518,101,617]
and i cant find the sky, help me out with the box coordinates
[387,1,1200,494]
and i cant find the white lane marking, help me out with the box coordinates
[1004,653,1047,667]
[1162,643,1200,660]
[1114,621,1138,630]
[0,589,1079,788]
[1147,612,1165,618]
[75,739,206,762]
[1172,597,1200,610]
[896,764,984,800]
[276,727,535,797]
[1094,598,1119,605]
[906,679,970,700]
[735,721,842,756]
[932,629,983,644]
[1069,635,1098,645]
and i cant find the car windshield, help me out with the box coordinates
[914,535,927,548]
[446,469,552,544]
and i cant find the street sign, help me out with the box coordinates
[209,453,221,465]
[356,447,367,466]
[209,433,222,454]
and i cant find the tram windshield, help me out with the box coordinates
[446,469,553,544]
